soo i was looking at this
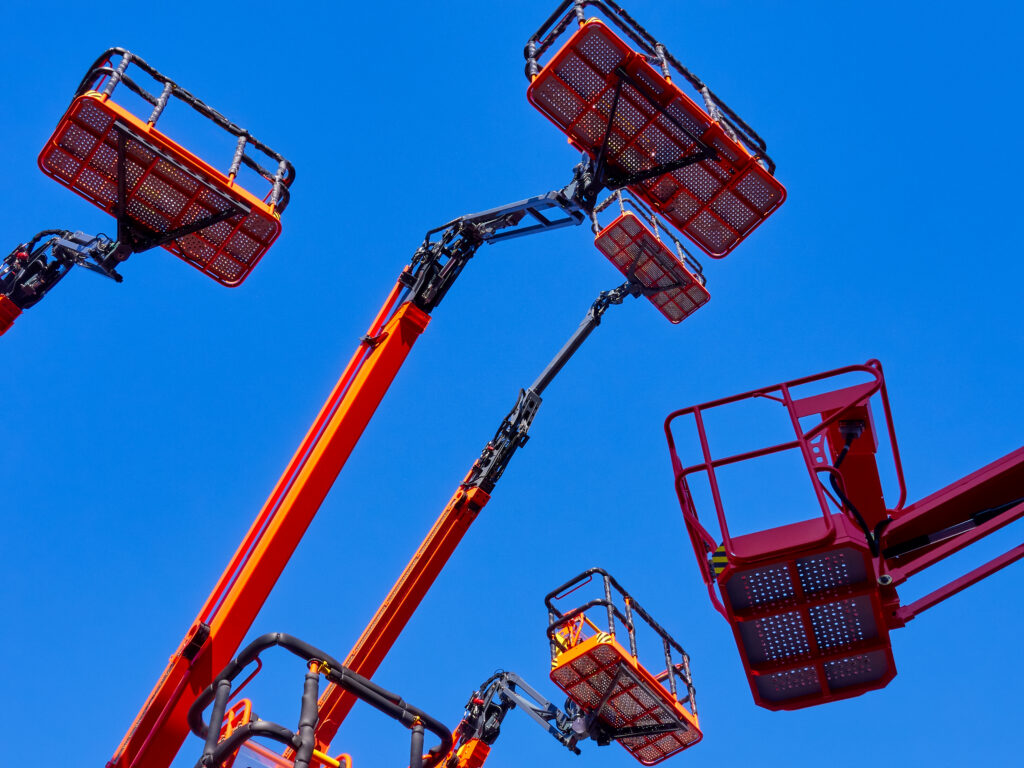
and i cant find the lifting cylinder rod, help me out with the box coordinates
[309,283,637,752]
[109,291,430,768]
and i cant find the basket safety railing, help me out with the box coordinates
[545,568,697,718]
[75,48,294,211]
[664,360,907,617]
[525,0,775,174]
[591,191,705,284]
[37,47,296,289]
[187,633,451,768]
[664,360,1024,709]
[524,1,786,257]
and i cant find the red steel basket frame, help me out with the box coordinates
[593,193,710,323]
[38,48,294,286]
[664,360,1024,710]
[526,2,786,257]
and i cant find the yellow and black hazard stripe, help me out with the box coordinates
[710,545,728,577]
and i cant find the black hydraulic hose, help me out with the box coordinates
[821,433,888,556]
[188,633,452,767]
[411,720,425,768]
[882,495,1024,560]
[295,665,320,768]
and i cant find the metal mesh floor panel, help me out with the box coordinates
[721,541,895,708]
[38,94,282,286]
[528,21,785,257]
[594,212,709,323]
[552,637,700,765]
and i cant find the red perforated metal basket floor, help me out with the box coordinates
[594,212,709,323]
[719,517,896,709]
[38,93,282,286]
[552,635,701,765]
[528,21,785,257]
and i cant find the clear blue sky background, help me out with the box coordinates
[1,1,1021,766]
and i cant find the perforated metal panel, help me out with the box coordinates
[528,21,785,257]
[39,94,282,286]
[721,540,896,709]
[551,636,701,765]
[594,212,709,323]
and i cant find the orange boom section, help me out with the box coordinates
[38,48,294,286]
[553,635,701,765]
[528,19,785,257]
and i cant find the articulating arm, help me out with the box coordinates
[1,230,124,311]
[452,671,590,762]
[465,280,646,493]
[400,163,596,314]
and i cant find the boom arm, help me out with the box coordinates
[446,671,587,768]
[310,283,643,751]
[108,172,591,768]
[1,230,123,335]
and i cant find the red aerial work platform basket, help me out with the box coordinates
[546,569,701,765]
[593,193,709,323]
[526,5,785,257]
[38,49,294,286]
[664,360,1024,710]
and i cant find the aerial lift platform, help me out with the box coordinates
[664,361,1024,710]
[105,1,785,766]
[2,48,294,335]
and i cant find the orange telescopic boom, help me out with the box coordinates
[310,195,710,752]
[110,181,589,768]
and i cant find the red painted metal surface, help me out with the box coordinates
[528,20,785,257]
[109,286,429,768]
[0,294,20,335]
[594,212,709,323]
[664,360,1024,710]
[39,94,282,286]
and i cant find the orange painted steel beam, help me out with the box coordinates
[110,294,429,768]
[311,477,492,751]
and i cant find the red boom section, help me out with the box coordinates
[109,286,429,768]
[528,20,785,257]
[0,295,20,335]
[310,476,492,752]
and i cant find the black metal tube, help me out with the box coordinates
[663,640,677,699]
[410,720,425,768]
[623,598,638,658]
[294,665,320,768]
[201,678,232,759]
[603,573,616,637]
[148,80,174,124]
[529,308,601,395]
[228,135,248,178]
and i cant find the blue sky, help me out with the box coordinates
[1,1,1021,766]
